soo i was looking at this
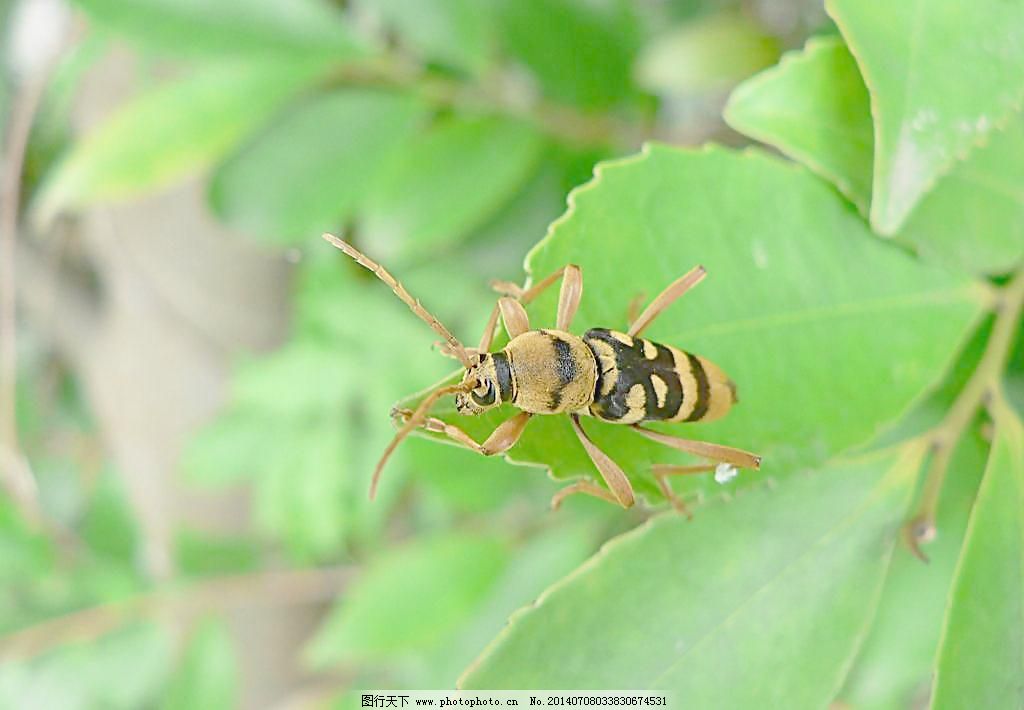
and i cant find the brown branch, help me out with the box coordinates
[0,564,354,661]
[323,56,650,149]
[904,266,1024,560]
[1,65,56,529]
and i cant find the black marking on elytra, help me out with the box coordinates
[547,336,578,410]
[584,328,683,422]
[492,351,513,403]
[684,352,710,422]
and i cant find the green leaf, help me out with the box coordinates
[425,524,595,685]
[175,530,259,577]
[497,0,642,109]
[253,420,352,559]
[307,533,509,666]
[210,90,428,244]
[901,121,1024,276]
[726,36,1024,275]
[637,10,779,96]
[71,0,366,59]
[460,446,921,696]
[0,623,173,710]
[838,431,988,709]
[35,60,325,220]
[80,473,139,565]
[827,0,1024,234]
[931,398,1024,708]
[725,35,873,214]
[362,115,543,256]
[417,144,982,499]
[361,0,494,73]
[163,619,237,710]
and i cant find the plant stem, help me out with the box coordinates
[0,565,353,661]
[905,266,1024,561]
[1,69,55,531]
[324,56,648,149]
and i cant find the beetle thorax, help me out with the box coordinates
[504,330,598,415]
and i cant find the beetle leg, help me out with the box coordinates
[633,425,762,470]
[476,301,502,352]
[651,464,716,518]
[551,480,622,510]
[499,297,530,338]
[490,279,524,299]
[491,266,564,304]
[396,409,532,456]
[627,265,707,337]
[554,265,582,330]
[625,291,646,325]
[570,414,634,507]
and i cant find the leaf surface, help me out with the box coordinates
[35,60,324,219]
[931,399,1024,708]
[838,432,987,709]
[725,36,873,213]
[726,35,1024,275]
[72,0,366,59]
[359,0,493,73]
[163,619,237,710]
[416,144,981,499]
[306,534,509,665]
[496,0,642,109]
[362,115,543,256]
[460,446,921,699]
[827,0,1024,234]
[210,90,428,243]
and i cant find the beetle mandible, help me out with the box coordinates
[323,232,761,512]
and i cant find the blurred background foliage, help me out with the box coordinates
[0,0,817,704]
[2,0,1021,708]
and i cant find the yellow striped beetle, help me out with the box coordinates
[324,233,761,512]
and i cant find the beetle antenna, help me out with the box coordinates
[323,233,473,367]
[369,380,475,499]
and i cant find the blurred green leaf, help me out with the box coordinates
[80,472,139,565]
[839,431,987,709]
[210,90,428,244]
[307,533,509,665]
[362,0,494,73]
[726,35,1024,275]
[637,11,779,96]
[175,530,259,578]
[362,115,543,257]
[460,446,921,696]
[0,499,52,587]
[865,315,993,451]
[409,435,537,514]
[0,623,173,710]
[827,0,1024,234]
[420,523,595,686]
[72,0,366,59]
[416,144,982,499]
[725,35,873,213]
[497,0,642,108]
[254,420,351,559]
[901,122,1024,276]
[931,398,1024,708]
[163,619,237,710]
[35,59,326,220]
[182,409,277,488]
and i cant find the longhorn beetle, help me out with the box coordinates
[323,233,761,512]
